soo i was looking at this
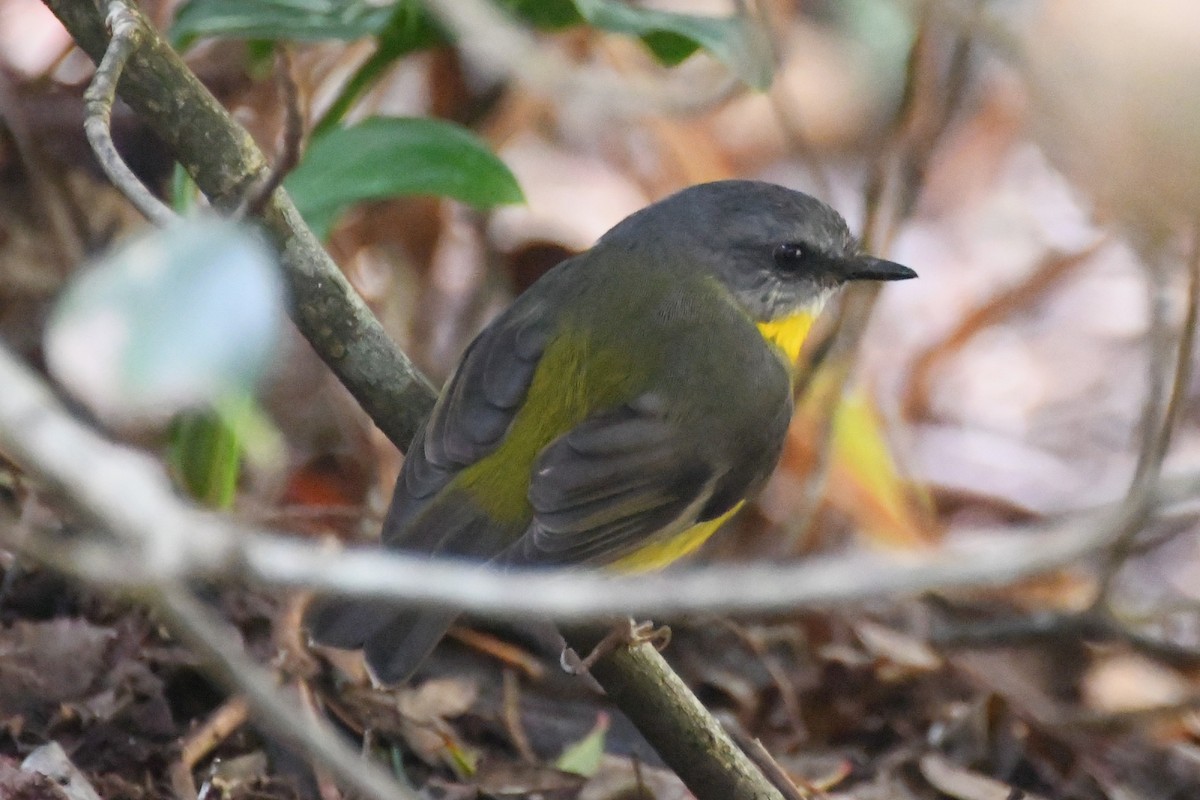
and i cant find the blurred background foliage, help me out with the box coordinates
[5,0,1200,798]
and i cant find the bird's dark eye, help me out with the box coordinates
[773,242,807,272]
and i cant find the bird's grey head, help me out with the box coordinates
[597,180,916,322]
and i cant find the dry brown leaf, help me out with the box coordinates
[1082,653,1190,715]
[854,620,942,673]
[919,752,1051,800]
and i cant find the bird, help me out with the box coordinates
[306,179,917,684]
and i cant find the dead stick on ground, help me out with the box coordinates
[501,670,537,764]
[154,585,418,800]
[178,695,251,771]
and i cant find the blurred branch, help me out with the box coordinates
[1129,256,1177,488]
[83,1,176,225]
[1095,231,1200,599]
[757,0,830,200]
[931,607,1200,671]
[5,339,1200,622]
[786,10,975,544]
[0,72,86,269]
[45,0,438,452]
[1051,691,1200,732]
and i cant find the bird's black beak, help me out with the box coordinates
[843,256,918,282]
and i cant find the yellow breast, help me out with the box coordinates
[614,309,821,572]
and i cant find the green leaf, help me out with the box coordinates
[573,0,773,89]
[285,117,524,239]
[169,409,242,509]
[501,0,583,29]
[555,713,609,777]
[170,0,395,48]
[171,163,199,213]
[168,394,283,509]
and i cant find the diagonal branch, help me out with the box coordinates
[47,0,437,452]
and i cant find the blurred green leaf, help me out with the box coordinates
[502,0,582,29]
[172,0,771,90]
[639,29,701,66]
[168,394,283,508]
[555,712,608,777]
[171,163,199,213]
[169,409,242,509]
[170,0,395,48]
[573,0,773,88]
[313,1,443,136]
[285,117,524,239]
[44,218,284,425]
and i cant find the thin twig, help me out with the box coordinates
[756,0,831,201]
[0,71,86,269]
[178,695,251,769]
[447,626,546,680]
[154,585,417,800]
[82,1,175,226]
[562,625,784,800]
[931,607,1200,671]
[724,721,811,800]
[784,8,971,546]
[1096,230,1200,601]
[1047,692,1200,732]
[501,670,537,764]
[719,620,807,743]
[236,46,304,219]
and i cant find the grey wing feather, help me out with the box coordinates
[306,297,554,682]
[384,298,553,548]
[503,398,720,567]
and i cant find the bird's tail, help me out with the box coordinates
[305,598,458,685]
